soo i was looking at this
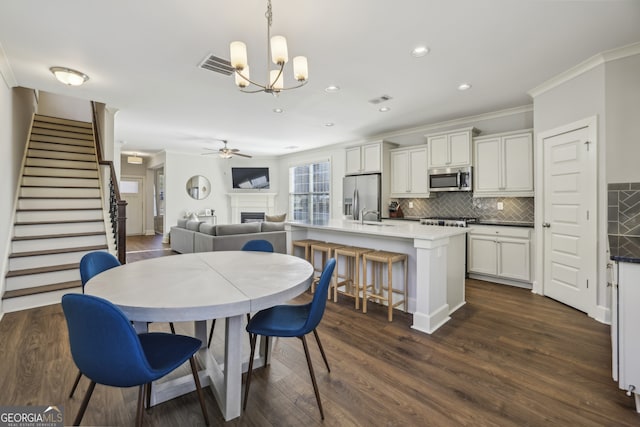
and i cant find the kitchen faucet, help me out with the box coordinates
[360,207,379,224]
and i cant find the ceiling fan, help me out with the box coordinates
[202,140,252,158]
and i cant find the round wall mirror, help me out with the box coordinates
[186,175,211,200]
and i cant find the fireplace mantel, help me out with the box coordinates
[227,192,278,223]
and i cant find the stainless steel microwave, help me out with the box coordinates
[428,166,472,192]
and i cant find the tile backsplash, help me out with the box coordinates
[608,182,640,237]
[394,193,534,223]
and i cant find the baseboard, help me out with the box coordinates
[145,229,156,236]
[592,304,610,325]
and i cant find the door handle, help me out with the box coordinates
[542,222,551,228]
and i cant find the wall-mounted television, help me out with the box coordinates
[231,167,270,189]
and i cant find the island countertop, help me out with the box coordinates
[286,219,468,240]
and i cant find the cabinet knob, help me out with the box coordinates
[542,222,551,228]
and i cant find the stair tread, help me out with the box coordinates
[15,219,103,226]
[19,196,101,199]
[22,174,98,180]
[9,245,109,258]
[6,262,79,277]
[34,114,92,127]
[20,185,100,189]
[2,281,82,300]
[12,231,106,241]
[16,207,102,212]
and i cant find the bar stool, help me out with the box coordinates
[362,250,408,322]
[309,242,344,294]
[333,246,373,309]
[291,239,323,262]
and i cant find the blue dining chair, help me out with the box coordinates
[62,293,210,427]
[69,251,123,398]
[243,258,336,419]
[70,251,177,398]
[207,239,274,348]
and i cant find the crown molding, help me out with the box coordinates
[528,41,640,98]
[0,41,18,88]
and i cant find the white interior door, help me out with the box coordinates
[542,125,596,313]
[120,176,144,236]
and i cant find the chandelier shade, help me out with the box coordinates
[229,0,308,95]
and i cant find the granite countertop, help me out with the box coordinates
[474,220,535,228]
[609,235,640,263]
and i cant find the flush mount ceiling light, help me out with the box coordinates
[273,108,283,113]
[458,82,472,91]
[49,67,89,86]
[127,153,143,164]
[324,85,340,93]
[379,106,391,112]
[411,45,430,57]
[230,0,308,95]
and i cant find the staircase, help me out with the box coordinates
[2,114,112,312]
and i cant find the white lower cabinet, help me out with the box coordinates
[468,225,531,286]
[613,261,640,412]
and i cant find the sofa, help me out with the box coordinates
[170,219,287,254]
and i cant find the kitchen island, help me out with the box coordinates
[286,219,468,334]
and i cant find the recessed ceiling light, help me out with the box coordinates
[458,83,472,91]
[284,145,299,150]
[324,122,335,127]
[273,108,283,113]
[379,106,391,112]
[325,85,340,93]
[411,46,430,57]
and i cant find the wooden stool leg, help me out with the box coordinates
[362,258,368,314]
[387,259,393,322]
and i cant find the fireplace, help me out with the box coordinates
[241,212,265,223]
[227,192,277,223]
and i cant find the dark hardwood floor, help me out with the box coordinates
[0,235,638,426]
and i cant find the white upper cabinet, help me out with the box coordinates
[473,130,533,197]
[426,127,477,169]
[345,142,383,175]
[390,145,429,198]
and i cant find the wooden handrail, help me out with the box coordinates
[91,102,127,264]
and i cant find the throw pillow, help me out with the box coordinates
[265,213,286,222]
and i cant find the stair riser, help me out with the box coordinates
[14,222,105,237]
[30,135,94,147]
[23,167,98,178]
[18,198,101,210]
[6,269,80,291]
[12,235,107,253]
[25,158,96,170]
[22,176,99,188]
[34,115,92,128]
[16,209,104,222]
[28,149,96,162]
[1,288,81,313]
[9,249,107,271]
[20,187,101,198]
[31,128,93,140]
[29,141,95,154]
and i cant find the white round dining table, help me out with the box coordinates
[84,250,314,421]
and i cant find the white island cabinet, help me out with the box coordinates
[286,219,468,334]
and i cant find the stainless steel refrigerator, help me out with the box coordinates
[343,173,381,221]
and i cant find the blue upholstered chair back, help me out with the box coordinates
[79,252,121,288]
[241,239,274,252]
[62,294,155,388]
[303,258,336,333]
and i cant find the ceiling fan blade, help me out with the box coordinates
[233,152,253,158]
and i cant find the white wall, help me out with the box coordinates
[0,85,37,313]
[605,53,640,183]
[36,91,92,122]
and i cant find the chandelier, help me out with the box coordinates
[229,0,308,95]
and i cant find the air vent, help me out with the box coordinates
[199,54,234,76]
[368,94,393,105]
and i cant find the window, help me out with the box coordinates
[289,160,330,224]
